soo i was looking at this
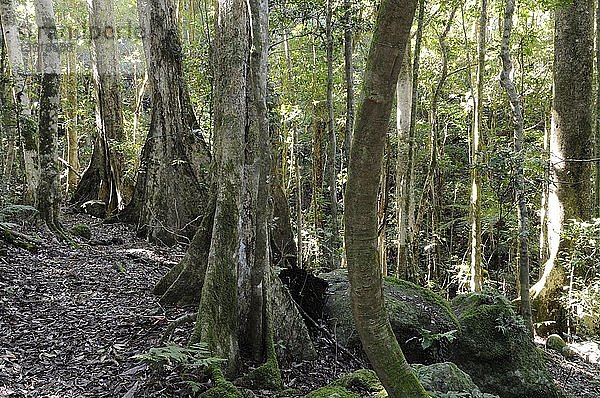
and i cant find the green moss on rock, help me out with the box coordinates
[451,291,564,398]
[321,271,460,364]
[70,223,92,240]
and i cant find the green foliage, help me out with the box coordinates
[559,219,600,336]
[133,342,225,371]
[420,329,458,350]
[494,314,527,336]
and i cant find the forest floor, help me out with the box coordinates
[0,211,599,398]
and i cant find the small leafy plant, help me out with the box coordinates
[420,329,458,350]
[132,342,224,371]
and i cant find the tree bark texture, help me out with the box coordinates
[532,0,593,332]
[121,0,210,244]
[72,0,125,215]
[0,0,39,204]
[344,0,427,396]
[34,0,61,231]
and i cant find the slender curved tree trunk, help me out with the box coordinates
[470,0,486,292]
[499,0,532,333]
[72,0,124,214]
[120,0,210,244]
[34,0,61,232]
[531,0,593,332]
[0,0,39,204]
[345,0,427,396]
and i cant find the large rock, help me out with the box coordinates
[413,362,498,398]
[451,291,564,398]
[318,271,564,398]
[321,270,460,364]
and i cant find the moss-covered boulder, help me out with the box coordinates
[413,362,499,398]
[304,369,383,398]
[451,291,564,398]
[321,270,460,363]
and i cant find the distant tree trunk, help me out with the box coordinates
[63,49,80,194]
[72,0,124,214]
[470,0,486,292]
[342,0,354,173]
[415,4,457,283]
[0,0,39,204]
[345,0,427,396]
[325,0,340,270]
[34,0,61,232]
[499,0,532,333]
[531,0,593,332]
[377,140,391,275]
[120,0,210,244]
[402,0,425,282]
[396,44,412,279]
[595,0,600,216]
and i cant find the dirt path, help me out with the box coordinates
[0,214,185,397]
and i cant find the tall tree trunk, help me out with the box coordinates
[595,0,600,216]
[395,44,413,279]
[403,0,425,282]
[325,0,340,270]
[63,49,80,194]
[470,0,487,292]
[345,0,427,396]
[377,140,391,275]
[72,0,124,215]
[342,0,354,175]
[499,0,532,333]
[414,4,457,283]
[0,0,39,205]
[120,0,210,244]
[531,0,593,333]
[34,0,61,232]
[190,0,248,370]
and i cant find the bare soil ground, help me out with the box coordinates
[0,213,598,397]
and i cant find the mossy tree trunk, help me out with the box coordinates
[72,0,124,215]
[157,0,314,379]
[34,0,61,232]
[0,0,39,205]
[531,0,593,332]
[119,0,210,245]
[344,0,428,396]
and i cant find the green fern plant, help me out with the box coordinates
[132,342,225,371]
